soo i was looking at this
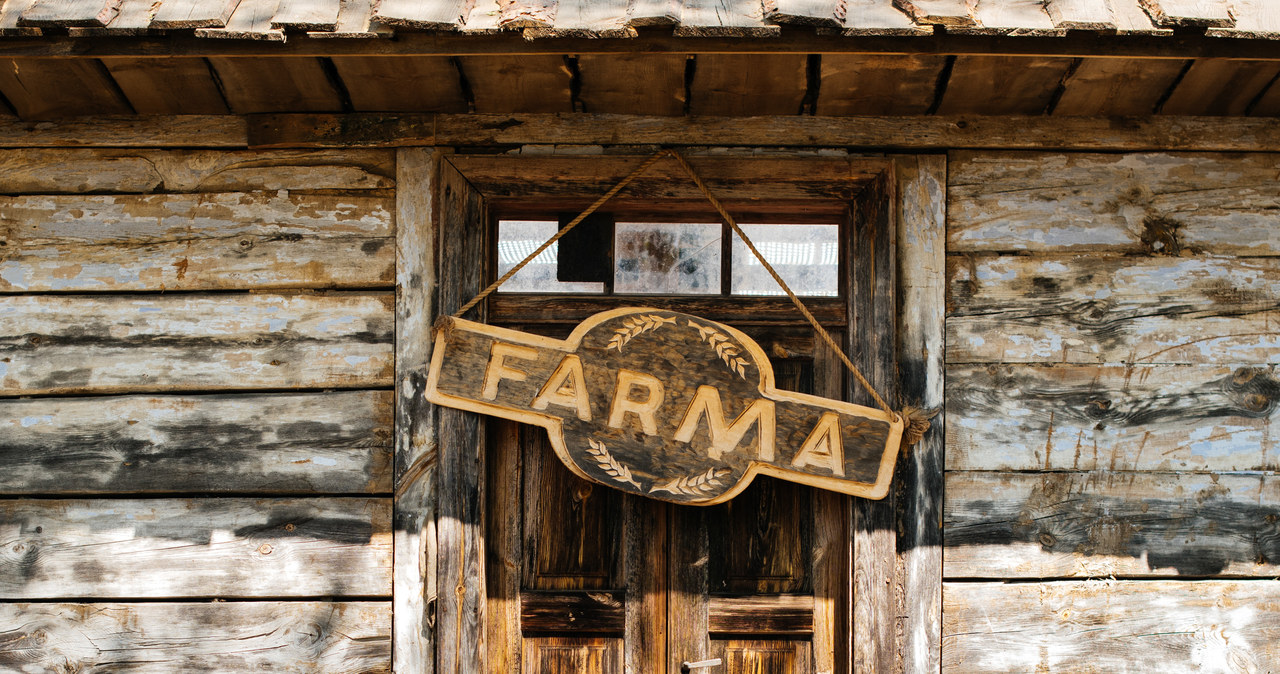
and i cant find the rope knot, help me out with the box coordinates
[899,405,939,449]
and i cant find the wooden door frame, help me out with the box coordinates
[393,148,946,673]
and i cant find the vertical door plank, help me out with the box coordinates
[812,343,849,673]
[894,154,946,674]
[394,147,439,674]
[487,420,523,673]
[436,157,489,674]
[624,497,667,672]
[669,507,710,672]
[850,171,900,674]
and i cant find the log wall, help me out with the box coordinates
[942,150,1280,672]
[0,148,396,672]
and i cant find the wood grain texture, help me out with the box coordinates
[331,56,467,112]
[373,0,470,28]
[936,56,1076,115]
[1110,0,1170,32]
[491,296,845,327]
[943,581,1280,672]
[0,0,41,35]
[0,497,391,598]
[819,54,947,116]
[948,151,1280,255]
[392,146,438,674]
[675,0,778,36]
[623,494,665,672]
[18,0,118,26]
[272,0,342,30]
[0,391,393,495]
[521,592,625,633]
[0,116,247,148]
[68,0,160,36]
[668,506,710,671]
[1052,58,1185,116]
[892,0,975,26]
[688,55,807,116]
[192,0,284,39]
[576,54,686,116]
[0,192,394,292]
[310,0,393,38]
[945,471,1280,578]
[484,421,520,672]
[0,602,391,673]
[1209,0,1280,38]
[1044,0,1115,29]
[523,636,622,673]
[1159,59,1280,116]
[434,158,486,674]
[947,364,1280,473]
[947,255,1280,365]
[208,58,342,113]
[964,0,1063,36]
[100,58,229,115]
[708,595,814,635]
[842,0,932,34]
[763,0,843,27]
[894,153,945,674]
[1139,0,1234,27]
[0,292,394,395]
[0,148,393,193]
[457,55,572,114]
[529,0,633,37]
[0,58,132,119]
[150,0,239,27]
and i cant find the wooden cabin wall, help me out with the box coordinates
[941,150,1280,671]
[0,148,398,671]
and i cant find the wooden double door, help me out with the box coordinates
[483,327,852,673]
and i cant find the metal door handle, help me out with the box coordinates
[681,659,722,672]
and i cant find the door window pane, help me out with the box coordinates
[731,224,839,297]
[497,220,606,294]
[614,222,721,295]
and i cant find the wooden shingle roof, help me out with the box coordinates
[2,0,1278,41]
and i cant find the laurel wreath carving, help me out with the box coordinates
[649,466,732,497]
[607,314,677,352]
[586,439,641,488]
[688,321,749,380]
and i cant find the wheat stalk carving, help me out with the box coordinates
[586,439,641,488]
[688,321,749,379]
[607,314,677,352]
[649,466,732,497]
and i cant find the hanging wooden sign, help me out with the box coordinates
[425,308,904,505]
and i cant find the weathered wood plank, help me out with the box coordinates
[373,0,471,29]
[100,58,229,115]
[763,0,843,28]
[151,0,240,28]
[946,471,1280,578]
[208,58,342,113]
[0,391,393,495]
[0,0,42,36]
[456,55,572,113]
[0,148,393,193]
[1159,59,1280,116]
[675,0,779,36]
[948,151,1280,255]
[309,0,392,38]
[0,293,393,395]
[0,497,392,597]
[521,591,625,633]
[1110,0,1170,32]
[485,421,521,671]
[819,55,947,115]
[434,159,486,674]
[947,255,1280,365]
[0,58,132,119]
[67,0,159,36]
[331,56,467,112]
[1208,0,1280,39]
[943,581,1280,672]
[963,0,1063,37]
[191,0,284,39]
[392,147,437,674]
[272,0,342,30]
[1139,0,1234,27]
[1253,77,1280,117]
[623,495,665,671]
[0,602,391,673]
[688,55,808,116]
[894,153,945,674]
[18,0,118,27]
[0,192,394,291]
[892,0,974,26]
[936,56,1076,115]
[1043,0,1115,29]
[842,0,932,35]
[946,364,1280,473]
[576,54,686,116]
[1052,58,1185,116]
[0,116,247,148]
[708,595,814,635]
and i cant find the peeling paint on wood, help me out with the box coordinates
[948,151,1280,255]
[946,471,1280,578]
[0,497,392,598]
[0,391,393,494]
[943,581,1280,672]
[0,292,394,394]
[0,601,391,672]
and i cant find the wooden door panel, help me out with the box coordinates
[523,430,624,591]
[714,640,812,674]
[708,477,812,595]
[521,637,622,674]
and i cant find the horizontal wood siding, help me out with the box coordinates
[0,148,396,671]
[944,150,1280,671]
[0,601,392,672]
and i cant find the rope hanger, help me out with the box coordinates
[452,149,932,450]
